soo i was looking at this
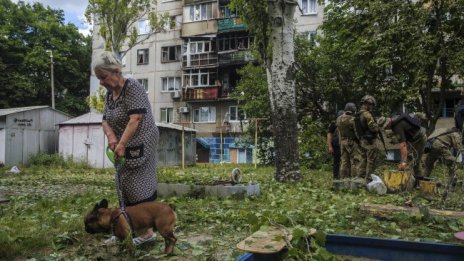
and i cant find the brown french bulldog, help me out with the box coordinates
[84,199,177,254]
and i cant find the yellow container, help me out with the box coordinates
[383,170,415,193]
[419,180,437,195]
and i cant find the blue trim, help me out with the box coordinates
[237,234,464,261]
[196,138,210,149]
[325,234,464,261]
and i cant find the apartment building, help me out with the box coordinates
[90,0,324,163]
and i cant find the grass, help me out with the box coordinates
[0,161,463,260]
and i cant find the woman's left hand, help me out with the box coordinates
[114,143,126,160]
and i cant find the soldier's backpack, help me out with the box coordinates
[337,114,357,139]
[390,113,421,130]
[353,112,375,142]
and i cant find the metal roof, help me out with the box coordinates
[59,112,197,132]
[157,122,197,132]
[0,106,49,117]
[59,112,103,125]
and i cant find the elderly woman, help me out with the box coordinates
[93,51,159,245]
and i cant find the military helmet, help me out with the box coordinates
[361,95,376,106]
[344,102,357,113]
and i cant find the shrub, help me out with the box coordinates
[299,116,332,170]
[28,153,90,169]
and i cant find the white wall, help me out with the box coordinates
[0,129,5,164]
[59,125,112,168]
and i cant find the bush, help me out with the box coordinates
[299,116,332,170]
[28,153,90,168]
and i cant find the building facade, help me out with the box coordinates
[90,0,324,163]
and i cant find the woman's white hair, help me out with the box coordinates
[92,51,122,72]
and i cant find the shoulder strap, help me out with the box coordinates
[428,129,458,142]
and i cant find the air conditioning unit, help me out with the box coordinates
[171,91,181,99]
[178,107,189,114]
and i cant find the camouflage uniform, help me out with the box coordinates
[388,115,427,177]
[424,128,463,177]
[357,105,382,179]
[336,112,361,179]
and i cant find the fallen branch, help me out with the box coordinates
[360,203,464,219]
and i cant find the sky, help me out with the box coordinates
[13,0,92,36]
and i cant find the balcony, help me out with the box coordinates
[217,17,247,32]
[182,53,218,69]
[183,87,219,101]
[218,50,253,66]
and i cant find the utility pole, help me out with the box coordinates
[252,118,267,168]
[46,50,55,109]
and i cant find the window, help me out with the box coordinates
[138,19,151,35]
[307,31,317,44]
[217,33,252,52]
[162,45,181,62]
[166,15,182,30]
[219,5,238,18]
[229,106,246,121]
[137,78,149,93]
[137,49,149,65]
[194,107,216,123]
[160,108,174,123]
[161,77,181,91]
[189,41,213,54]
[183,69,217,87]
[189,3,212,22]
[301,0,317,14]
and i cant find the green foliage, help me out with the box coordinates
[308,0,464,133]
[0,0,91,116]
[0,163,463,260]
[87,85,106,113]
[232,64,275,165]
[229,0,270,61]
[85,0,169,55]
[299,116,332,170]
[28,153,91,169]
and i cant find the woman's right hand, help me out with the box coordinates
[108,139,118,151]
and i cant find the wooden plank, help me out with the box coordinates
[237,227,316,254]
[360,203,464,219]
[237,228,292,254]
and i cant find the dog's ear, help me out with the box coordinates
[92,203,99,212]
[99,199,109,209]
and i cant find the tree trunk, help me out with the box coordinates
[267,0,301,182]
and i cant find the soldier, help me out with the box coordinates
[336,102,361,179]
[424,127,463,178]
[378,113,427,177]
[327,110,344,180]
[355,95,383,179]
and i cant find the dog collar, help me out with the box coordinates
[111,209,135,237]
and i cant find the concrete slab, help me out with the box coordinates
[158,183,260,198]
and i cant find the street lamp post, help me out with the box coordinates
[46,50,55,109]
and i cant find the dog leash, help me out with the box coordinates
[106,147,135,236]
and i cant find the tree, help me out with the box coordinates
[85,0,169,56]
[232,64,275,165]
[307,0,464,134]
[231,0,302,182]
[0,0,91,116]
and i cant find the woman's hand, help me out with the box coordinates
[114,143,126,160]
[108,139,118,151]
